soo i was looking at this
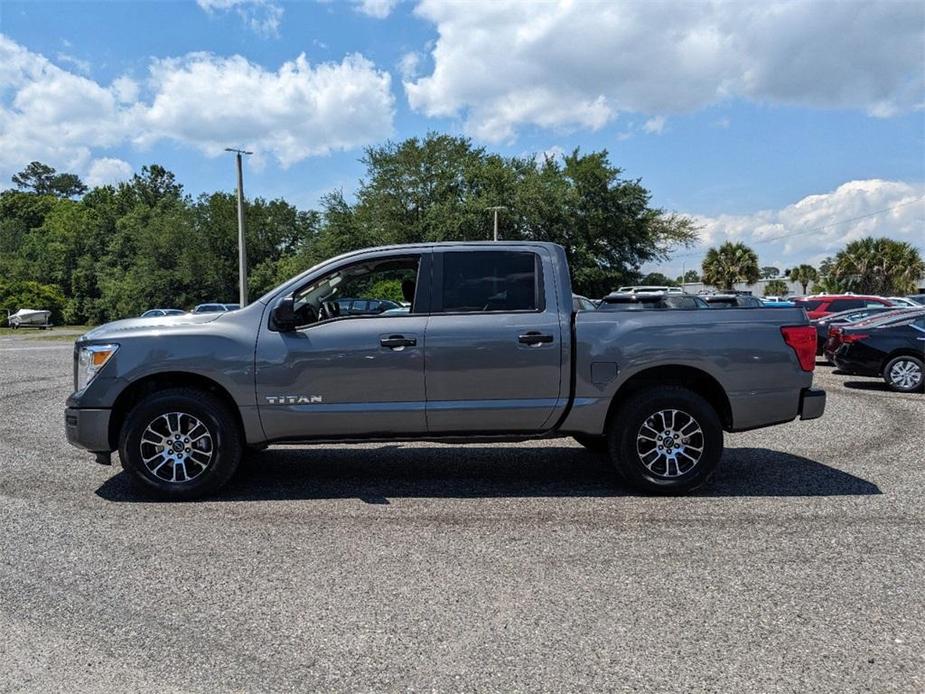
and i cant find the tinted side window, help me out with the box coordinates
[441,251,538,312]
[797,300,823,311]
[828,299,864,312]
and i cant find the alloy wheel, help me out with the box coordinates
[889,359,922,390]
[636,408,705,478]
[139,412,214,483]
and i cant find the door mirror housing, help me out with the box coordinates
[271,295,297,332]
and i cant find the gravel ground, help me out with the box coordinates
[0,338,922,693]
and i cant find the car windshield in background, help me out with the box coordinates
[817,306,894,324]
[854,308,925,328]
[193,304,227,313]
[599,293,706,311]
[702,295,763,308]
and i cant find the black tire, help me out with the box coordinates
[573,434,609,454]
[607,386,723,495]
[118,387,242,500]
[883,355,924,393]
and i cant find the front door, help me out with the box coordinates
[255,252,429,440]
[424,248,566,433]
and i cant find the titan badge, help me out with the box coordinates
[265,395,323,405]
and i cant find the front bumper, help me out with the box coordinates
[798,387,826,421]
[65,407,112,452]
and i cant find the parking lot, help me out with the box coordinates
[0,335,922,693]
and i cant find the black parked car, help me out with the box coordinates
[811,305,897,355]
[832,312,925,392]
[701,294,763,308]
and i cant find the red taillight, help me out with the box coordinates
[781,325,816,372]
[841,333,869,344]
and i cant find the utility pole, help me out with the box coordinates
[225,148,252,306]
[486,206,506,241]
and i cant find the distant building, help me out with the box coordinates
[682,278,806,296]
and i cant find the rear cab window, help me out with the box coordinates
[437,250,542,313]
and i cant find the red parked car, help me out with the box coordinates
[794,295,895,320]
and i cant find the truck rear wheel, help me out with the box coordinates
[118,387,242,500]
[608,386,723,494]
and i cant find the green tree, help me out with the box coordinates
[329,135,697,297]
[814,257,841,293]
[0,279,66,323]
[760,266,780,279]
[641,272,677,286]
[11,161,87,198]
[701,242,760,291]
[763,279,789,296]
[831,237,925,295]
[789,264,818,294]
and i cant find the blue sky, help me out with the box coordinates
[1,0,923,275]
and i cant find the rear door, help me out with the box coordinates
[423,247,566,433]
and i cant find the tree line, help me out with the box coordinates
[2,136,920,325]
[0,135,699,324]
[698,240,923,296]
[642,240,922,297]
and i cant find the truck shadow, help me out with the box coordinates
[95,445,880,503]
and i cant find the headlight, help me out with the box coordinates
[76,344,119,392]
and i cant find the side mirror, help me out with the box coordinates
[270,296,297,332]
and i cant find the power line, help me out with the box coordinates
[663,196,925,262]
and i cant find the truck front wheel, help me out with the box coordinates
[608,386,723,494]
[118,387,242,499]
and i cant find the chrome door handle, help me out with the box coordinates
[380,335,416,349]
[518,332,553,345]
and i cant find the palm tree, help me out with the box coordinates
[789,264,818,294]
[701,242,760,291]
[764,279,789,296]
[833,237,925,295]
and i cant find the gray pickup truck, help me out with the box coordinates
[66,242,825,499]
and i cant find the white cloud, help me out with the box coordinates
[196,0,283,38]
[405,0,925,142]
[532,145,565,165]
[355,0,399,19]
[643,116,666,135]
[56,52,90,75]
[398,51,422,81]
[0,35,133,179]
[140,52,394,166]
[86,157,133,187]
[660,180,925,276]
[0,35,395,183]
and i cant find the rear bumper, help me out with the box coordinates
[798,387,826,421]
[65,407,112,452]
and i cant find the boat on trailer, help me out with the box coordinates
[6,309,52,329]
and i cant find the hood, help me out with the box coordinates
[78,312,224,342]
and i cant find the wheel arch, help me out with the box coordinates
[605,365,733,431]
[108,371,245,451]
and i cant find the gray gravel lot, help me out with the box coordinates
[0,337,922,693]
